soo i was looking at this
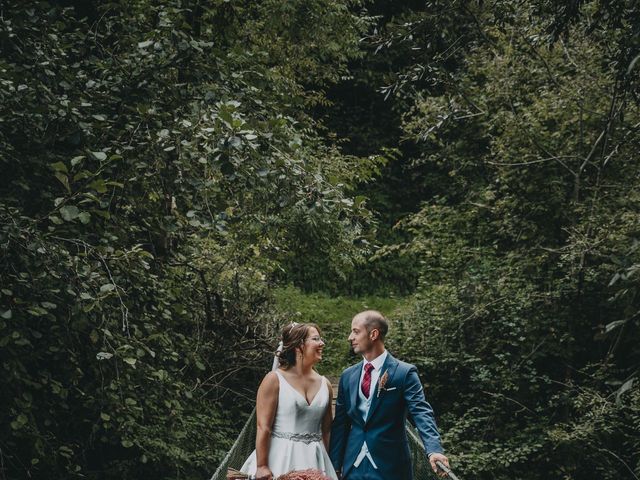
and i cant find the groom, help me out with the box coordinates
[329,310,449,479]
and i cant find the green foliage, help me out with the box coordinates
[369,2,640,479]
[3,1,640,479]
[0,1,370,478]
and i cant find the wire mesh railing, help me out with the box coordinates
[210,407,256,480]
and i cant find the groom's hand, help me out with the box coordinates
[429,453,450,478]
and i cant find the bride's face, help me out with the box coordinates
[301,327,325,365]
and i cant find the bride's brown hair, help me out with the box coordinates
[277,322,321,369]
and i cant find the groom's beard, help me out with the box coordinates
[348,345,357,357]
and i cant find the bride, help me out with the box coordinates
[240,323,338,480]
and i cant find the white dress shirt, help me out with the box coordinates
[353,350,388,469]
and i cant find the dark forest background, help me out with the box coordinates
[1,1,639,479]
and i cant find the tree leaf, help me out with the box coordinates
[60,205,79,221]
[605,319,626,333]
[70,155,84,166]
[54,172,71,193]
[50,161,68,173]
[99,283,115,293]
[616,378,634,406]
[78,212,91,224]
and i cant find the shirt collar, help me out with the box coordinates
[363,349,388,371]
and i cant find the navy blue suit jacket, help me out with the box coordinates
[329,354,443,479]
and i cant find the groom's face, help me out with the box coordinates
[348,317,373,355]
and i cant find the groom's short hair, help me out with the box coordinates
[361,310,389,341]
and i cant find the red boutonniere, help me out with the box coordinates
[377,370,389,398]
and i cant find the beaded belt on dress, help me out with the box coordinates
[271,431,322,444]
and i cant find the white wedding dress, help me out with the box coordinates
[240,370,338,479]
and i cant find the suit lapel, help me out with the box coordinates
[365,354,399,424]
[348,361,365,427]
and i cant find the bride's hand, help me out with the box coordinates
[255,465,273,480]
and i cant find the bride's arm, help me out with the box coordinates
[321,379,334,449]
[255,371,279,479]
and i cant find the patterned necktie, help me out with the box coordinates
[361,363,374,398]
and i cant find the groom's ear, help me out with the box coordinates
[370,328,380,341]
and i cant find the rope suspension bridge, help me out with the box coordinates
[211,378,458,480]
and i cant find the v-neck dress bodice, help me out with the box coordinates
[240,370,338,479]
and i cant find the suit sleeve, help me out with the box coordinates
[404,365,444,456]
[329,373,351,470]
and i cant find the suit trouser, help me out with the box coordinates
[344,458,386,480]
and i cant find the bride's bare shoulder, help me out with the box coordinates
[258,371,280,392]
